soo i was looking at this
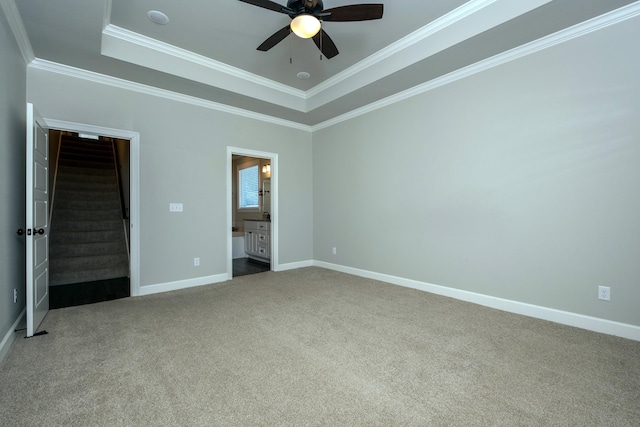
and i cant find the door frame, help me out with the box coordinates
[44,119,141,296]
[227,147,279,279]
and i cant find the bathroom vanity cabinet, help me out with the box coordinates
[244,221,270,261]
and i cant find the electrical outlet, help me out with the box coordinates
[194,257,200,267]
[598,286,610,301]
[13,288,17,304]
[332,247,337,255]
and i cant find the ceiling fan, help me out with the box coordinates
[238,0,384,59]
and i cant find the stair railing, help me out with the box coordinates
[110,140,128,220]
[48,132,64,225]
[111,140,131,262]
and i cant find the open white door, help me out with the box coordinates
[26,103,49,337]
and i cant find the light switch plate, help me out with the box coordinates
[169,203,183,212]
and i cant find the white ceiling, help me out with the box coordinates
[10,0,639,127]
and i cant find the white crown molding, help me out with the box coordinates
[311,1,640,131]
[103,24,305,98]
[305,0,554,112]
[103,0,112,30]
[28,59,312,132]
[102,25,308,111]
[313,261,640,341]
[26,1,640,133]
[0,0,35,64]
[100,0,551,114]
[307,0,498,99]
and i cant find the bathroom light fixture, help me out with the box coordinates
[262,164,271,174]
[290,14,321,39]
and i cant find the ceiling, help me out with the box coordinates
[11,0,639,128]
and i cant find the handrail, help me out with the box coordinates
[111,140,128,220]
[48,131,63,225]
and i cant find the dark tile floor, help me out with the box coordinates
[49,260,268,309]
[49,277,130,309]
[233,257,270,277]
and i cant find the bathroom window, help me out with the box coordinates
[238,161,260,211]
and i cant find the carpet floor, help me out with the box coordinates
[1,267,639,426]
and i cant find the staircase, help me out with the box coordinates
[49,136,129,287]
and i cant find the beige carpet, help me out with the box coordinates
[1,267,639,426]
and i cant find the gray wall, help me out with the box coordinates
[27,69,313,288]
[313,16,640,326]
[0,10,27,356]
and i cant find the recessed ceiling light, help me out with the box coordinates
[297,72,311,79]
[147,10,169,25]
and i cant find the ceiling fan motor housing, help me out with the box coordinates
[286,0,324,16]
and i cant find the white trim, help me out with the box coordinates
[24,1,640,132]
[102,25,307,111]
[43,119,141,297]
[313,261,640,342]
[28,60,312,133]
[0,308,25,364]
[227,147,279,278]
[278,260,314,271]
[311,0,640,131]
[103,25,305,99]
[137,274,228,296]
[0,0,35,64]
[102,0,112,31]
[99,0,549,114]
[307,0,499,99]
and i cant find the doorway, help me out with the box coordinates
[44,119,140,298]
[227,147,278,279]
[48,130,130,307]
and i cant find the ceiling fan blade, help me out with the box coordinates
[323,4,383,21]
[312,30,339,59]
[237,0,292,14]
[257,25,291,51]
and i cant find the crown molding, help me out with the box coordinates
[102,25,308,111]
[28,59,312,132]
[307,0,497,99]
[305,0,554,112]
[25,1,640,134]
[101,0,551,114]
[311,1,640,131]
[0,0,34,64]
[103,0,112,31]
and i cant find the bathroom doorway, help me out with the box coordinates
[227,147,278,279]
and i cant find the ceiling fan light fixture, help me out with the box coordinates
[290,14,321,39]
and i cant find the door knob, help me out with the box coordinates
[17,228,25,236]
[33,228,45,235]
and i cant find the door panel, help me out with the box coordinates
[26,103,49,337]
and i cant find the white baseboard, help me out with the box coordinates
[313,261,640,342]
[0,308,26,364]
[138,274,228,296]
[277,260,313,272]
